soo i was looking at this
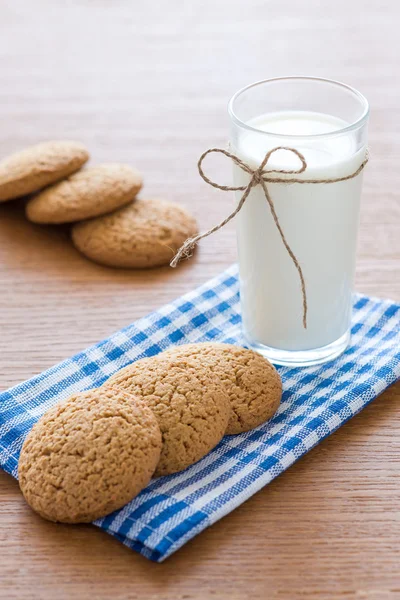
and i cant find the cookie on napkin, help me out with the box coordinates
[71,198,198,268]
[0,141,89,202]
[18,387,162,523]
[105,353,231,476]
[163,342,282,434]
[26,163,142,224]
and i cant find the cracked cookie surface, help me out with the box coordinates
[0,141,89,202]
[71,198,198,268]
[105,354,231,476]
[18,387,162,523]
[163,343,282,434]
[26,163,142,224]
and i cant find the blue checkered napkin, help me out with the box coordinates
[1,265,399,562]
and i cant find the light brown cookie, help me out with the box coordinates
[71,198,198,268]
[25,164,142,224]
[105,354,231,476]
[0,141,89,202]
[163,343,282,434]
[18,387,162,524]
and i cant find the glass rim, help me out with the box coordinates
[228,76,369,139]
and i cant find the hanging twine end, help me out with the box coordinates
[170,237,198,268]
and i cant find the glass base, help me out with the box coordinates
[244,329,351,367]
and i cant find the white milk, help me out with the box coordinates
[233,111,365,352]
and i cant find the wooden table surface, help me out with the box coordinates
[1,1,399,598]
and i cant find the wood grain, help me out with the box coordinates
[0,0,399,598]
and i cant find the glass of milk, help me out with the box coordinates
[229,77,369,366]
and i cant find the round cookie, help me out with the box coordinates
[163,343,282,434]
[105,354,231,476]
[71,198,198,268]
[26,164,143,224]
[18,387,162,523]
[0,141,89,202]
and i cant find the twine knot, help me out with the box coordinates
[251,169,265,186]
[170,146,369,329]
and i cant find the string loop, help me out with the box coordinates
[171,146,369,329]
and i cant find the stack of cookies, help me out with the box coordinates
[0,141,198,268]
[18,343,282,524]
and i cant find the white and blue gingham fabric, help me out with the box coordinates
[1,264,399,562]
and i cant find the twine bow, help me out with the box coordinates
[170,146,369,329]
